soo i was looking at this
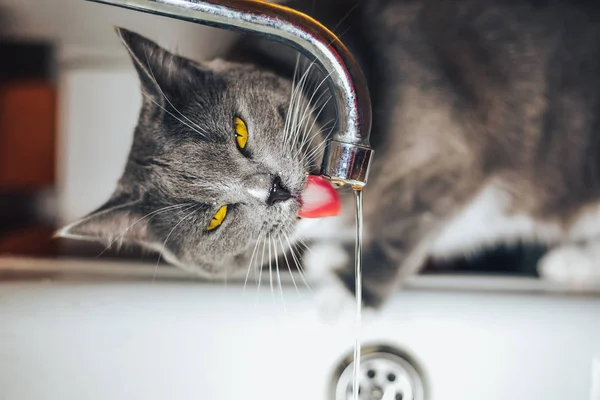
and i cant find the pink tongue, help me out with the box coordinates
[299,175,342,219]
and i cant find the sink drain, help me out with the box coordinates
[331,345,426,400]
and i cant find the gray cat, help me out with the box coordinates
[59,0,600,307]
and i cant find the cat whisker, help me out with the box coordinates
[153,205,198,282]
[294,71,333,147]
[96,202,192,258]
[284,226,312,256]
[278,235,299,294]
[292,105,323,160]
[283,27,348,153]
[303,93,332,136]
[243,229,265,293]
[254,236,262,285]
[305,141,330,163]
[302,120,336,164]
[283,231,312,291]
[256,234,267,301]
[293,97,333,161]
[292,67,332,132]
[143,51,208,137]
[304,134,333,165]
[283,22,348,156]
[141,92,208,139]
[315,117,337,136]
[331,3,359,33]
[284,61,336,164]
[287,59,318,153]
[282,54,303,154]
[303,96,333,144]
[283,64,305,150]
[312,118,337,146]
[303,125,335,162]
[286,97,307,156]
[273,234,287,312]
[268,232,275,303]
[294,236,312,253]
[293,89,327,150]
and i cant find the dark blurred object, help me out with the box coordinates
[0,41,56,82]
[423,245,545,277]
[0,80,56,189]
[0,6,9,38]
[0,40,56,190]
[0,39,58,257]
[0,192,44,232]
[0,226,57,257]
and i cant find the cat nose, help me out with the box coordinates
[266,176,292,206]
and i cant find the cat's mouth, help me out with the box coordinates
[263,197,302,233]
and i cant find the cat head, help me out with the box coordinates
[58,28,326,277]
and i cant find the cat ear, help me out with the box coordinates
[56,192,151,245]
[115,27,193,97]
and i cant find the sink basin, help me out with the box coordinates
[0,257,598,400]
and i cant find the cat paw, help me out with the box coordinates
[304,243,377,321]
[314,276,359,321]
[303,242,349,284]
[538,243,600,288]
[304,242,354,320]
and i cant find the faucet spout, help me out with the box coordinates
[88,0,374,186]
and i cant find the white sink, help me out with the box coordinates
[0,257,599,400]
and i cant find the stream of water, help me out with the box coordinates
[352,188,364,400]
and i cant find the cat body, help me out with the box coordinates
[61,0,600,306]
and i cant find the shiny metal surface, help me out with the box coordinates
[322,141,373,188]
[333,346,426,400]
[86,0,374,185]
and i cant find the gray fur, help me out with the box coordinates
[61,0,600,306]
[60,28,319,277]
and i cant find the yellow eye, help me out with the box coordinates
[234,117,248,149]
[207,205,227,231]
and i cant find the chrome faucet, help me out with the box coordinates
[88,0,374,187]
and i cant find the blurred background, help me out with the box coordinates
[0,0,238,264]
[0,0,544,277]
[1,3,598,400]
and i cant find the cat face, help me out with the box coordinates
[60,28,326,277]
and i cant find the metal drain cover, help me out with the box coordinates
[332,345,426,400]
